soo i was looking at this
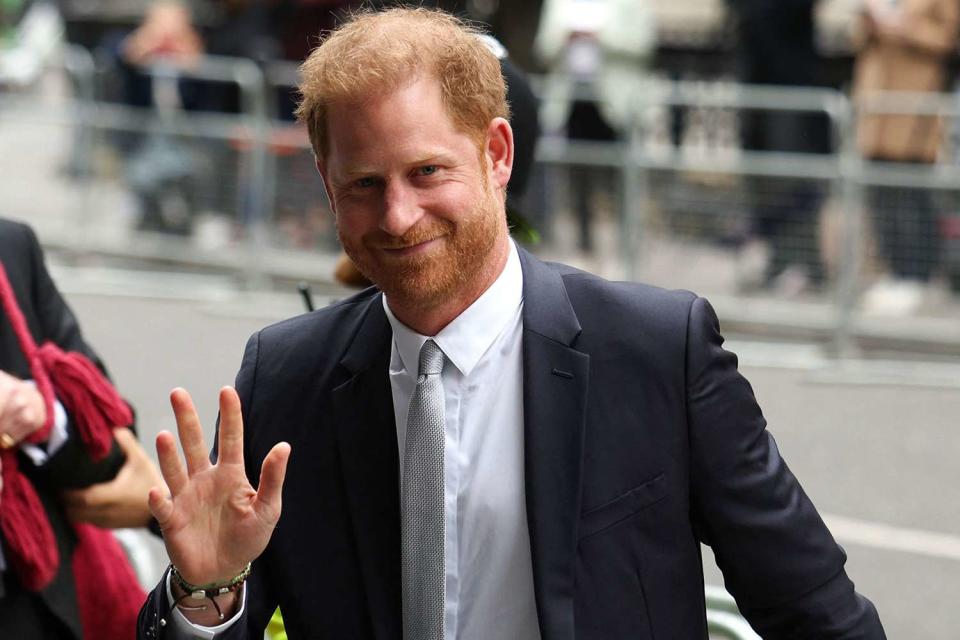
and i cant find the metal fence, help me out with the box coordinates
[530,75,960,356]
[2,45,959,356]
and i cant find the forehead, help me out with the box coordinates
[324,77,475,168]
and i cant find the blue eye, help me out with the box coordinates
[355,177,376,188]
[418,165,438,176]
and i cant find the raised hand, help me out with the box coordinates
[148,386,290,617]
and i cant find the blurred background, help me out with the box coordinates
[2,0,959,638]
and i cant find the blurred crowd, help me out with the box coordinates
[2,0,960,314]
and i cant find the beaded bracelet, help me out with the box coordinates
[170,563,251,621]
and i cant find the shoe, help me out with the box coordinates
[769,265,813,298]
[735,239,770,292]
[861,278,925,316]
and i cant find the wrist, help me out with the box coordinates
[170,563,249,623]
[170,578,242,626]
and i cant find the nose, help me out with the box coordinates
[380,179,424,237]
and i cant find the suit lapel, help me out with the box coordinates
[519,249,588,640]
[332,296,402,640]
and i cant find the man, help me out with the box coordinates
[0,217,163,638]
[139,8,885,639]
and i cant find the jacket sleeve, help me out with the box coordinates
[12,222,127,488]
[23,223,101,365]
[685,296,885,638]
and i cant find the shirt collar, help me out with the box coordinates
[383,240,523,377]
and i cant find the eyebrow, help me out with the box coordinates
[338,153,456,178]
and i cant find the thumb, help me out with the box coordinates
[112,427,141,455]
[148,485,174,527]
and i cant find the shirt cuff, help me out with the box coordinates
[165,571,246,638]
[20,392,68,466]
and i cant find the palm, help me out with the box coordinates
[150,387,290,586]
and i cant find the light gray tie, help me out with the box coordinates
[401,339,446,640]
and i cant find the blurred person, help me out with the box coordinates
[138,8,884,639]
[0,217,164,639]
[100,0,358,234]
[106,0,355,117]
[728,0,831,294]
[853,0,960,314]
[534,0,656,253]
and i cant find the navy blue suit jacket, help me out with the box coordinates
[139,248,884,639]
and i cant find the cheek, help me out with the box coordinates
[334,205,376,237]
[426,185,481,221]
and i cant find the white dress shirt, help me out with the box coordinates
[384,240,540,639]
[171,241,540,639]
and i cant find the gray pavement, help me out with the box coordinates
[53,269,960,640]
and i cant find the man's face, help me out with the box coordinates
[319,76,511,309]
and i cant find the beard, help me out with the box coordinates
[339,185,504,309]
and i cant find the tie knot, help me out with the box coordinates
[418,340,444,377]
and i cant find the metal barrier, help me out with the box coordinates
[529,75,960,356]
[705,585,761,640]
[2,53,959,355]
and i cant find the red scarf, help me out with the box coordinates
[0,260,145,638]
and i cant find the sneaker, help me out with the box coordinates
[861,278,925,316]
[735,239,770,292]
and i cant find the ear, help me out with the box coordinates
[485,117,514,192]
[316,157,337,215]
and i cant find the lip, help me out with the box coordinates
[379,236,442,258]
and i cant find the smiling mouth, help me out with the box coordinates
[379,236,443,256]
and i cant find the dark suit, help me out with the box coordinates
[0,218,125,639]
[139,247,884,639]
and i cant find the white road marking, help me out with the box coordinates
[823,513,960,562]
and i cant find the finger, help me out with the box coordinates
[2,394,27,441]
[216,387,245,466]
[0,375,12,418]
[148,485,174,527]
[61,486,95,508]
[60,492,83,508]
[170,388,211,476]
[155,430,188,496]
[62,471,121,506]
[111,427,141,455]
[11,384,46,440]
[253,442,291,525]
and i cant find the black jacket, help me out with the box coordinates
[140,247,884,639]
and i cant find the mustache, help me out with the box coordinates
[364,219,454,249]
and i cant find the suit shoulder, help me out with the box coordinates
[556,266,698,320]
[0,218,38,254]
[550,267,707,376]
[0,217,31,236]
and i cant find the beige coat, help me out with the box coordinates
[853,0,960,162]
